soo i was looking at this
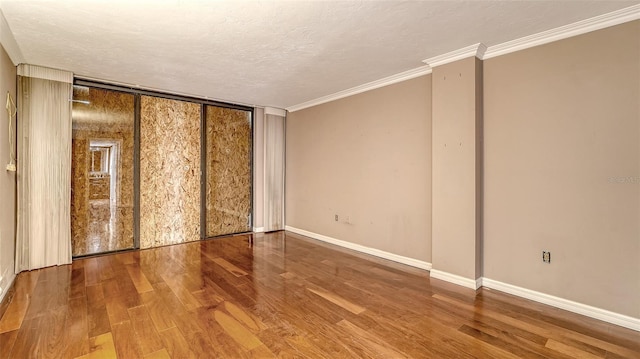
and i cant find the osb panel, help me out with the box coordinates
[71,88,135,256]
[140,96,201,248]
[71,138,89,254]
[205,106,252,237]
[91,150,103,171]
[72,86,134,132]
[89,176,110,200]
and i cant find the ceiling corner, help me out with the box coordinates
[0,8,24,65]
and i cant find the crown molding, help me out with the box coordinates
[423,43,487,68]
[264,107,286,117]
[286,65,432,112]
[484,4,640,59]
[286,4,639,112]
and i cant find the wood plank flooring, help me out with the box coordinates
[1,231,639,358]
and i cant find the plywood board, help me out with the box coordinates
[73,86,135,132]
[89,176,110,200]
[140,96,201,248]
[71,137,89,254]
[205,106,251,237]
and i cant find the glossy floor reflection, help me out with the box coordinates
[73,199,134,256]
[1,231,639,358]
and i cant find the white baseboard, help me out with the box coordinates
[252,227,265,233]
[482,278,640,332]
[430,269,482,290]
[284,226,432,270]
[281,226,639,331]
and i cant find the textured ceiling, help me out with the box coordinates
[0,0,637,108]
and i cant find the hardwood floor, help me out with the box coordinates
[1,231,638,358]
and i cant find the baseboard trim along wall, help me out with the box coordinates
[482,278,640,332]
[252,227,265,233]
[284,226,432,270]
[282,227,639,331]
[422,270,640,331]
[429,269,482,290]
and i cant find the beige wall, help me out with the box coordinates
[0,44,16,301]
[484,21,640,317]
[286,76,432,262]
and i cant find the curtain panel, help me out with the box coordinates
[15,64,73,272]
[263,107,286,232]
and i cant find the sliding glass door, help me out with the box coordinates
[71,86,135,256]
[71,82,254,255]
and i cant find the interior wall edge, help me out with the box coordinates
[285,226,432,271]
[0,42,16,303]
[0,272,15,305]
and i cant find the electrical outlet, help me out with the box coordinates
[542,251,551,263]
[334,214,338,221]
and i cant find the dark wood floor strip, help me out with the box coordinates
[0,231,638,358]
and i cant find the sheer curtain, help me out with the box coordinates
[15,64,73,272]
[263,107,286,232]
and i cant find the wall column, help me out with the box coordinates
[427,46,484,288]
